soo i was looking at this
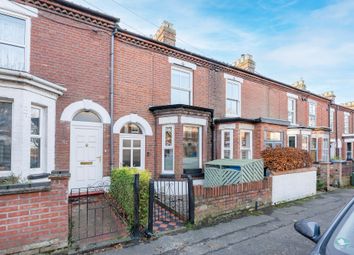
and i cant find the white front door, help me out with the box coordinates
[70,121,103,190]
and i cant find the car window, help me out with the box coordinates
[326,205,354,255]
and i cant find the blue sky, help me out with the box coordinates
[73,0,354,104]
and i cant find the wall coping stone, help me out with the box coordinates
[49,170,71,180]
[0,181,51,196]
[271,167,317,176]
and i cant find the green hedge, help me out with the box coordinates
[110,167,151,231]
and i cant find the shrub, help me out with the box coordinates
[261,147,312,172]
[110,167,151,231]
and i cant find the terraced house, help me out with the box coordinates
[0,0,353,189]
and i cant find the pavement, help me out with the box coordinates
[98,188,354,255]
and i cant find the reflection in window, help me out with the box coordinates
[226,80,240,116]
[121,138,142,168]
[310,138,318,162]
[163,126,174,172]
[120,123,142,134]
[0,13,26,71]
[73,111,101,122]
[288,135,296,148]
[183,126,200,169]
[0,102,12,171]
[264,131,283,149]
[221,130,233,159]
[240,130,252,159]
[171,67,192,105]
[30,107,42,169]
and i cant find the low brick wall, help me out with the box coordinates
[0,173,69,255]
[316,161,353,188]
[193,178,272,224]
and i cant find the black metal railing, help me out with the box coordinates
[147,176,194,234]
[68,185,123,242]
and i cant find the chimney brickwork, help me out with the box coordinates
[154,21,176,46]
[293,79,307,90]
[235,54,255,72]
[322,91,336,102]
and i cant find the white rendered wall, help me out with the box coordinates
[272,170,317,204]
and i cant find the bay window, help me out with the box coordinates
[162,125,174,173]
[226,79,241,117]
[240,130,252,159]
[0,12,28,71]
[183,126,201,169]
[302,135,309,151]
[221,129,233,159]
[310,138,318,162]
[0,101,12,171]
[171,67,192,105]
[309,101,317,127]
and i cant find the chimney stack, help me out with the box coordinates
[292,79,307,90]
[154,21,176,47]
[343,101,354,110]
[322,91,336,102]
[235,54,255,72]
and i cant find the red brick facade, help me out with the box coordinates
[0,175,69,254]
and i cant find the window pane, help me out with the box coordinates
[73,111,101,122]
[183,126,200,169]
[241,150,250,160]
[171,88,190,105]
[133,140,141,148]
[0,14,26,45]
[0,43,25,70]
[227,81,239,100]
[122,149,131,167]
[224,150,231,159]
[122,139,131,148]
[223,131,230,148]
[120,123,142,134]
[165,127,173,147]
[226,99,237,115]
[172,69,190,90]
[30,138,40,168]
[241,131,251,148]
[132,149,141,167]
[31,108,40,135]
[164,149,173,171]
[288,136,296,148]
[302,136,309,151]
[0,102,12,171]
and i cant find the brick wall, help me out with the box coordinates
[193,178,272,224]
[0,175,69,254]
[316,161,353,189]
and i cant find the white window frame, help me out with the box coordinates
[344,113,350,134]
[330,108,335,132]
[0,8,31,72]
[183,125,202,169]
[302,135,309,151]
[221,129,233,159]
[240,130,253,159]
[322,138,329,162]
[30,105,46,172]
[119,134,145,169]
[171,66,193,105]
[288,135,297,148]
[0,100,13,173]
[287,97,297,125]
[225,79,241,117]
[310,137,318,162]
[309,101,317,127]
[162,125,174,174]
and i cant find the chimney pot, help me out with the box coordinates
[321,91,336,102]
[343,101,354,110]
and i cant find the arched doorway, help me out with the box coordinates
[70,111,103,189]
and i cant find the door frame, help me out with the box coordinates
[119,133,145,169]
[69,121,103,190]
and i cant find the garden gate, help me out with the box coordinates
[147,176,194,234]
